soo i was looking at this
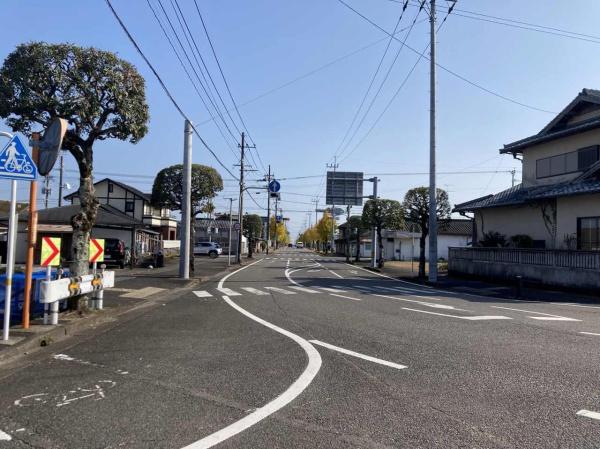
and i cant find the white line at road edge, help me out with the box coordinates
[0,429,11,441]
[309,340,407,370]
[183,259,322,449]
[576,409,600,420]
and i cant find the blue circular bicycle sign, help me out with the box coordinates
[268,180,281,193]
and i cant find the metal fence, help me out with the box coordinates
[449,247,600,271]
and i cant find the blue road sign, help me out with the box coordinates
[268,180,281,193]
[276,215,283,223]
[0,136,37,181]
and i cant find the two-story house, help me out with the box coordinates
[65,178,178,241]
[454,88,600,251]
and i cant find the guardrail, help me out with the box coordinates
[449,247,600,270]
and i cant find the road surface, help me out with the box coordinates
[0,249,598,448]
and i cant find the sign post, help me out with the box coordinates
[0,133,37,341]
[89,238,104,309]
[40,237,61,325]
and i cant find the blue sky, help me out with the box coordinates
[1,1,599,237]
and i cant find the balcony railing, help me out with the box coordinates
[449,247,600,271]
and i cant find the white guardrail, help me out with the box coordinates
[40,271,115,325]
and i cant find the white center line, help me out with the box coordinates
[579,331,600,336]
[402,307,511,320]
[491,306,581,321]
[310,339,407,370]
[329,293,361,301]
[576,409,600,420]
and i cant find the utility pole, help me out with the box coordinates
[428,0,438,283]
[345,205,351,263]
[265,165,272,255]
[370,176,378,268]
[180,120,192,279]
[236,132,256,263]
[326,156,339,254]
[225,197,236,266]
[58,152,64,207]
[274,194,279,249]
[43,176,51,209]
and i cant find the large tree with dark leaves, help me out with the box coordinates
[0,42,149,307]
[403,187,451,278]
[151,164,223,271]
[361,199,404,268]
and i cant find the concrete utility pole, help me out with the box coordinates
[370,176,378,269]
[265,165,272,255]
[237,133,245,264]
[346,205,351,263]
[327,157,339,254]
[274,194,279,249]
[180,119,192,279]
[428,0,438,283]
[225,197,236,266]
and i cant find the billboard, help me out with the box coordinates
[326,171,363,206]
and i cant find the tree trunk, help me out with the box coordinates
[248,236,254,258]
[70,163,99,312]
[418,234,427,278]
[377,227,384,268]
[355,231,360,262]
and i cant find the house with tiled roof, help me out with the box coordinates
[454,89,600,251]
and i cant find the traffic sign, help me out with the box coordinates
[233,223,241,231]
[0,135,37,181]
[268,180,281,193]
[41,237,61,267]
[89,238,105,263]
[276,215,283,223]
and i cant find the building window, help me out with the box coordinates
[108,183,114,193]
[578,217,600,250]
[125,201,134,213]
[537,146,599,178]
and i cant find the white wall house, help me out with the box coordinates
[455,88,600,250]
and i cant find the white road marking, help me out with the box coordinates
[189,259,321,449]
[319,287,346,293]
[264,286,296,295]
[345,263,434,289]
[491,306,581,322]
[241,287,269,296]
[193,291,213,298]
[328,269,343,279]
[372,294,467,311]
[309,340,407,370]
[307,269,321,272]
[555,303,600,310]
[401,307,511,320]
[576,409,600,420]
[288,286,319,293]
[121,286,165,298]
[216,287,241,296]
[329,293,362,301]
[579,331,600,336]
[0,429,11,441]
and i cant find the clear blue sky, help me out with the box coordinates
[1,0,599,237]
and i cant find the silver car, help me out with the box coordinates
[193,242,222,258]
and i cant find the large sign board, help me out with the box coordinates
[326,171,363,206]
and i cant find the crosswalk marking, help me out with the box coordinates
[217,287,242,296]
[193,291,213,298]
[241,287,270,296]
[288,286,319,293]
[264,286,297,295]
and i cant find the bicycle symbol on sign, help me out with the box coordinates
[0,143,33,174]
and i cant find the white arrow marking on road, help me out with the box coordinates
[491,306,581,322]
[576,409,600,420]
[216,287,241,296]
[310,340,407,370]
[401,308,512,320]
[0,430,11,441]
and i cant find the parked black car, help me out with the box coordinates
[103,238,126,268]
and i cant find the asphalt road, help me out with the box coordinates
[0,249,598,448]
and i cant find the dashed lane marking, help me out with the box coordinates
[576,409,600,420]
[216,287,242,297]
[288,286,319,293]
[264,286,297,295]
[241,287,270,296]
[193,291,213,298]
[309,340,407,370]
[402,307,512,320]
[579,332,600,336]
[491,306,581,322]
[329,293,361,302]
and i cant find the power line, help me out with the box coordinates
[105,0,239,181]
[335,0,556,114]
